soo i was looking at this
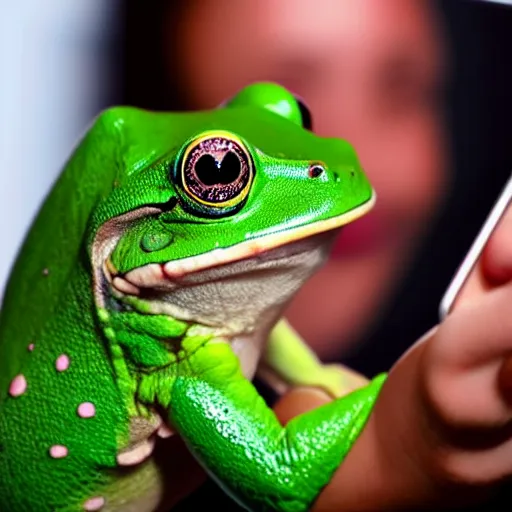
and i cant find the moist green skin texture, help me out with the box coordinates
[0,82,385,512]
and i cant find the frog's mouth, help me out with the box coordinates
[93,193,375,330]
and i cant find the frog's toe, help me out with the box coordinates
[156,422,174,439]
[117,437,156,466]
[83,496,106,511]
[321,363,370,398]
[116,412,175,467]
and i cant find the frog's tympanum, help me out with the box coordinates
[0,83,386,512]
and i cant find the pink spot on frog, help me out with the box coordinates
[55,354,70,372]
[9,375,27,397]
[83,496,105,511]
[49,445,68,459]
[77,402,96,418]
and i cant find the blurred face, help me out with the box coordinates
[171,0,448,356]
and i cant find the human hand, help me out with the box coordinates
[273,205,512,511]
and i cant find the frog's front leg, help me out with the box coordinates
[166,339,386,512]
[259,319,369,399]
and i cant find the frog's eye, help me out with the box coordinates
[225,82,313,131]
[295,96,313,131]
[178,133,254,214]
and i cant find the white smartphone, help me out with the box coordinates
[439,172,512,321]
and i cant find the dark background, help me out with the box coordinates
[116,1,512,510]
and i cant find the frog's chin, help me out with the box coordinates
[102,230,337,337]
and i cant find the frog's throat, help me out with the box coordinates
[91,192,375,325]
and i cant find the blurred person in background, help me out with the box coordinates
[125,0,512,373]
[162,0,450,360]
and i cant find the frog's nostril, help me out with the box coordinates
[308,164,324,179]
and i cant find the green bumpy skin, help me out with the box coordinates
[0,82,386,512]
[170,344,385,512]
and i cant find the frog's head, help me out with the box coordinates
[91,82,374,338]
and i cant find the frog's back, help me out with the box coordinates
[0,108,139,511]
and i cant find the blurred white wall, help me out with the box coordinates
[0,1,120,296]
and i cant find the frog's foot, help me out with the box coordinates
[116,411,175,467]
[262,319,369,399]
[258,361,368,399]
[311,363,371,397]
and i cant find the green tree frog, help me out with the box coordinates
[0,82,386,512]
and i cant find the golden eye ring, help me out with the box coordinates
[180,131,254,210]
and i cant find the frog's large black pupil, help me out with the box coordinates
[195,154,218,186]
[296,98,313,131]
[195,151,241,186]
[219,152,241,184]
